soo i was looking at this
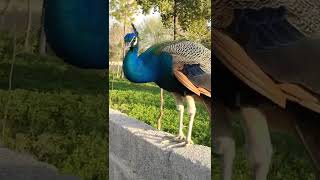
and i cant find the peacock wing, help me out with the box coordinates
[172,55,211,97]
[159,40,211,73]
[214,0,320,36]
[214,1,320,111]
[153,40,211,97]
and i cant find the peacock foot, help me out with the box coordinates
[161,135,183,144]
[185,139,194,146]
[174,134,186,142]
[165,140,194,148]
[161,135,175,145]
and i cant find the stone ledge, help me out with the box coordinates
[109,109,211,180]
[0,147,79,180]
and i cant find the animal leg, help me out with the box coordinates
[241,107,273,180]
[185,95,196,145]
[161,93,185,145]
[213,103,235,180]
[173,93,186,140]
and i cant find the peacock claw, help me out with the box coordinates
[174,134,186,141]
[161,135,175,144]
[166,142,186,148]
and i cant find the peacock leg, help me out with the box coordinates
[213,103,235,180]
[185,95,196,145]
[164,95,195,148]
[240,107,273,180]
[173,93,186,140]
[161,93,186,145]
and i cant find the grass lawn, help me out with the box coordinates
[0,53,107,180]
[110,77,315,180]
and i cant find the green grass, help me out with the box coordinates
[109,77,315,180]
[0,53,107,180]
[211,116,315,179]
[109,76,211,147]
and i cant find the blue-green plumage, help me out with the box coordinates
[124,47,188,93]
[123,34,189,94]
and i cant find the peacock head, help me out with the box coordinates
[124,24,139,52]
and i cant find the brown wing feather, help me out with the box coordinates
[173,69,211,97]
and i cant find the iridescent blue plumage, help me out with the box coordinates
[123,33,188,93]
[228,7,304,50]
[44,0,107,69]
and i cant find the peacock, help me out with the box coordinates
[213,1,320,179]
[123,24,211,146]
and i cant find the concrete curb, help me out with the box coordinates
[109,109,211,180]
[0,147,79,180]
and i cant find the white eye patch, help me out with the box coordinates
[132,37,138,46]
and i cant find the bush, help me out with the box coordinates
[0,89,107,180]
[0,52,107,180]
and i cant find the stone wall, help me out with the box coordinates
[109,109,211,180]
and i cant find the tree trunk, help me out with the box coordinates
[0,0,11,27]
[39,0,46,55]
[121,67,125,79]
[0,0,10,16]
[173,0,177,40]
[24,0,32,52]
[120,22,126,79]
[1,15,4,26]
[157,0,178,130]
[2,23,16,137]
[157,88,164,130]
[116,61,121,78]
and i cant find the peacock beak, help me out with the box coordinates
[125,42,130,48]
[125,42,131,53]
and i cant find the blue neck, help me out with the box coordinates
[123,45,158,83]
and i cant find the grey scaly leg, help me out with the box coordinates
[241,107,273,180]
[214,103,235,180]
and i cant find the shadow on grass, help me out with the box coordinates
[0,54,107,95]
[110,80,159,93]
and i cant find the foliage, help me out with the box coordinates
[137,16,172,51]
[0,53,107,180]
[186,19,211,48]
[109,0,140,27]
[109,0,141,78]
[137,0,211,44]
